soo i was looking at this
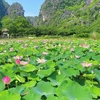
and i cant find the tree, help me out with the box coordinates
[1,16,32,36]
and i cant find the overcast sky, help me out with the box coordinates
[5,0,45,16]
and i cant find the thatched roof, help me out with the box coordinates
[2,28,9,32]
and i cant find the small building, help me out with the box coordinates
[2,28,9,38]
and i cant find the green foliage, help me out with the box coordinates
[1,16,32,36]
[0,38,100,99]
[1,0,100,37]
[75,33,90,38]
[90,32,100,39]
[35,0,100,37]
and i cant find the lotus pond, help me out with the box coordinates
[0,38,100,100]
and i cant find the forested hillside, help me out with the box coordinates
[35,0,100,37]
[0,0,100,37]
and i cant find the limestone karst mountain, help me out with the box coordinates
[7,2,24,18]
[0,0,9,19]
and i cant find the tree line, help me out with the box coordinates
[0,15,100,38]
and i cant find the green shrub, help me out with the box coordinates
[90,32,100,39]
[75,33,89,38]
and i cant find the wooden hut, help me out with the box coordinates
[2,28,9,38]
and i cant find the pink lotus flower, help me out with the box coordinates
[13,56,23,60]
[83,44,90,49]
[4,50,6,53]
[37,58,47,64]
[10,48,13,52]
[79,44,90,49]
[15,59,21,64]
[81,62,92,68]
[1,42,4,45]
[63,46,66,50]
[20,61,28,66]
[91,70,94,74]
[23,44,28,48]
[75,55,80,59]
[2,76,11,84]
[34,46,38,49]
[27,57,30,62]
[79,44,83,47]
[70,48,74,52]
[14,56,29,65]
[89,49,93,52]
[42,52,48,55]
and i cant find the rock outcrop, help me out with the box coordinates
[36,0,100,27]
[0,0,9,19]
[7,2,24,17]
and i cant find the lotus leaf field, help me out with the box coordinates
[0,38,100,100]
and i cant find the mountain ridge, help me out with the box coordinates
[0,0,24,19]
[0,0,100,36]
[34,0,100,35]
[0,0,10,19]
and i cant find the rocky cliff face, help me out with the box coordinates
[0,1,24,19]
[39,0,60,21]
[86,0,93,5]
[7,2,24,17]
[36,0,100,27]
[0,0,10,19]
[26,16,38,26]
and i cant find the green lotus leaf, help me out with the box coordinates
[94,69,100,83]
[0,90,21,100]
[23,80,36,88]
[33,81,55,97]
[19,64,36,72]
[37,68,54,78]
[37,61,55,78]
[22,88,41,100]
[47,95,59,100]
[0,76,5,92]
[90,86,100,98]
[83,73,96,79]
[63,67,80,77]
[15,75,25,83]
[56,79,92,100]
[46,61,55,68]
[47,71,59,86]
[9,86,25,95]
[56,73,69,86]
[93,55,100,62]
[19,48,33,56]
[3,64,14,69]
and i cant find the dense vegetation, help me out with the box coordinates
[0,0,100,99]
[0,0,100,38]
[0,16,57,37]
[0,38,100,100]
[36,0,100,37]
